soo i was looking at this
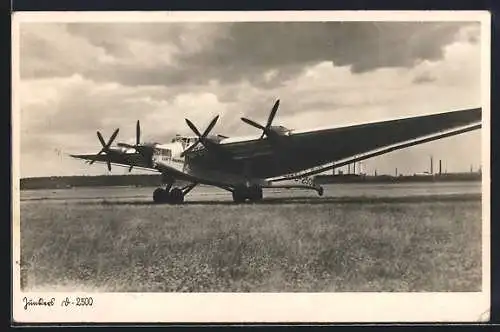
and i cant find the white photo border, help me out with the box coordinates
[11,10,491,323]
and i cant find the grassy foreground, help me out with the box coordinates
[20,199,482,292]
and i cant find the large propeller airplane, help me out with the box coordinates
[71,99,482,204]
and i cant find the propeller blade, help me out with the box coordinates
[241,100,280,139]
[266,99,280,128]
[180,140,200,157]
[89,151,100,165]
[89,148,106,165]
[241,117,266,131]
[201,115,220,138]
[136,120,141,145]
[97,131,106,147]
[129,165,133,172]
[106,128,120,149]
[185,119,202,137]
[107,160,112,172]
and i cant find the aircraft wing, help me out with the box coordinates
[70,151,155,171]
[211,107,482,178]
[71,152,234,190]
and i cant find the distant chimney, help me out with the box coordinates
[395,168,398,176]
[430,156,434,174]
[353,162,356,174]
[348,164,350,174]
[439,160,442,175]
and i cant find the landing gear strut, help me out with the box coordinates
[232,185,263,203]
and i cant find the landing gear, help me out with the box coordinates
[232,185,263,203]
[318,186,324,196]
[152,187,185,204]
[153,183,197,204]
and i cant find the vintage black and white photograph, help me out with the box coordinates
[12,11,490,322]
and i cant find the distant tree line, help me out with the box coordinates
[20,172,481,190]
[20,174,176,190]
[314,172,481,184]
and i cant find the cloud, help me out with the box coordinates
[20,21,478,88]
[412,71,436,84]
[181,22,474,83]
[19,22,224,86]
[19,74,237,153]
[20,23,109,79]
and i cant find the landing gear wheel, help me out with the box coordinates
[232,185,263,203]
[232,189,246,203]
[170,188,184,204]
[256,187,263,200]
[318,186,324,196]
[248,186,263,202]
[153,188,168,204]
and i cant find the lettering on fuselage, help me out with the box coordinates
[284,173,315,187]
[160,148,172,160]
[152,145,185,168]
[280,163,332,187]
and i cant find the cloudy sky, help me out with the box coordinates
[17,19,484,178]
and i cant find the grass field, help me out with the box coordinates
[19,197,482,292]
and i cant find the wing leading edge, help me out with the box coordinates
[70,151,153,171]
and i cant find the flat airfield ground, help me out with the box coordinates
[19,182,482,292]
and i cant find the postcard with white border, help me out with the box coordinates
[12,10,491,323]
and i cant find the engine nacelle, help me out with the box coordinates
[269,125,292,136]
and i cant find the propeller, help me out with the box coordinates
[116,120,143,172]
[89,128,120,172]
[241,99,280,139]
[117,120,141,150]
[180,115,220,157]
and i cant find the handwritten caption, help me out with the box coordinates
[22,297,94,310]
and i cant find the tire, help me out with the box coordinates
[170,188,184,204]
[318,186,324,196]
[255,186,263,200]
[232,189,246,203]
[232,185,262,203]
[153,188,167,204]
[248,185,263,202]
